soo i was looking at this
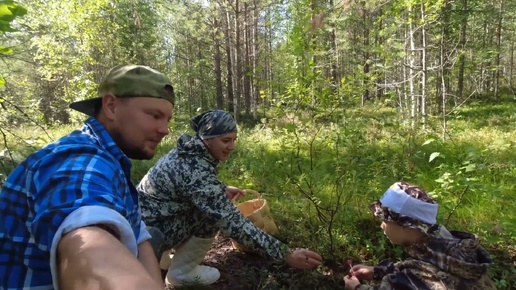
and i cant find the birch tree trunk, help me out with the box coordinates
[420,2,427,124]
[440,8,448,140]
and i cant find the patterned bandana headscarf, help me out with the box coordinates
[370,182,440,236]
[190,110,237,140]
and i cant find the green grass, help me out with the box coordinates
[1,98,515,288]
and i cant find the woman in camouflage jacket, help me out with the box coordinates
[137,110,322,287]
[343,182,496,290]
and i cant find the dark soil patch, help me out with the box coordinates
[166,234,347,290]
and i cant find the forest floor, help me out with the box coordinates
[165,233,348,290]
[165,233,516,290]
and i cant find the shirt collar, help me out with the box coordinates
[82,117,132,175]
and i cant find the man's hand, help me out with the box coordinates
[226,186,245,201]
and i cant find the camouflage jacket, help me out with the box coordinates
[356,229,496,290]
[137,133,286,260]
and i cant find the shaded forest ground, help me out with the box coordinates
[169,233,348,290]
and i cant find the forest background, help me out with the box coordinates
[0,0,515,288]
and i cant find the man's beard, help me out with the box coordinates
[111,129,154,160]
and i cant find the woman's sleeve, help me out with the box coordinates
[186,168,287,261]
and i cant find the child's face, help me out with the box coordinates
[380,221,408,245]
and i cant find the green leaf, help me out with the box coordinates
[1,1,28,17]
[422,138,435,146]
[0,76,4,86]
[462,164,476,172]
[0,45,12,54]
[429,152,440,162]
[0,1,27,32]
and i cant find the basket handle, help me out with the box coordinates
[243,189,262,199]
[231,189,262,203]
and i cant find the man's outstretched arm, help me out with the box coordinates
[57,226,163,290]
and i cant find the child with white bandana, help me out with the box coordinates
[344,182,496,290]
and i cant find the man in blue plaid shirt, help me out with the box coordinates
[0,64,174,289]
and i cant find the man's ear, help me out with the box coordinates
[101,94,118,120]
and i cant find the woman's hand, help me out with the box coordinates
[284,249,322,269]
[343,275,361,290]
[350,264,374,280]
[226,186,245,201]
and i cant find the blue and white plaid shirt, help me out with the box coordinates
[0,118,150,289]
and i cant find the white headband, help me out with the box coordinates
[380,186,438,224]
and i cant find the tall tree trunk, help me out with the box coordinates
[375,8,384,101]
[225,8,235,113]
[213,17,224,109]
[266,7,273,111]
[234,0,242,122]
[186,54,194,116]
[456,0,468,101]
[510,32,515,89]
[437,0,451,111]
[402,27,408,114]
[252,0,259,118]
[198,49,207,110]
[243,2,251,116]
[328,0,338,92]
[480,19,490,92]
[420,2,427,122]
[310,0,318,108]
[361,1,370,105]
[408,4,417,121]
[494,0,504,98]
[440,4,448,140]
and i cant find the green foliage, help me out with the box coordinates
[0,0,26,87]
[0,0,26,33]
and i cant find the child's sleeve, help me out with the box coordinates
[373,259,396,279]
[375,267,430,290]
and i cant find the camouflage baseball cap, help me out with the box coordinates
[369,182,440,236]
[70,64,175,116]
[190,110,237,139]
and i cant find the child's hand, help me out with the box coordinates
[350,264,374,280]
[343,274,360,290]
[346,259,354,277]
